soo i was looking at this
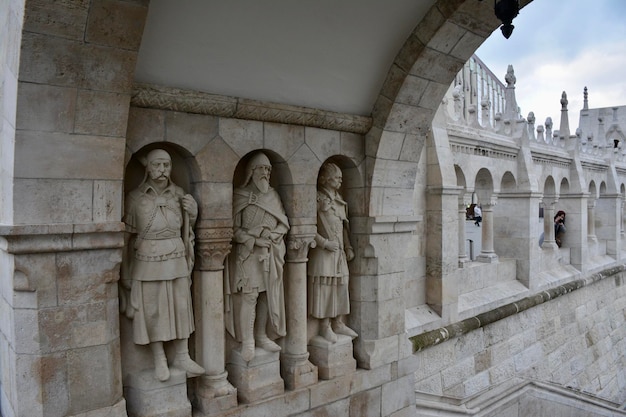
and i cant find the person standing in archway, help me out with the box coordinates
[554,210,566,247]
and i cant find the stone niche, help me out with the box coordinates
[119,107,372,417]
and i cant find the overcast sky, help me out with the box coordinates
[475,0,626,127]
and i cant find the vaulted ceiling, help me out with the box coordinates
[133,0,438,116]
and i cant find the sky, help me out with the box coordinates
[475,0,626,127]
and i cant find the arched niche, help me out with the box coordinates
[232,149,294,217]
[124,142,199,196]
[500,171,517,192]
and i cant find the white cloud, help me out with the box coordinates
[476,0,626,129]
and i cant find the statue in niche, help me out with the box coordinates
[225,152,289,362]
[121,149,205,381]
[308,162,357,342]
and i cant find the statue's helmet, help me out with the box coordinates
[247,152,271,171]
[244,152,271,185]
[140,149,171,167]
[319,162,341,185]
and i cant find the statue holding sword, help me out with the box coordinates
[226,152,289,362]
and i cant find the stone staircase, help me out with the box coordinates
[415,378,626,416]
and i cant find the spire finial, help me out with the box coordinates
[560,91,568,110]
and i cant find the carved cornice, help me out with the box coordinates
[195,228,233,271]
[0,222,125,254]
[286,235,316,262]
[132,83,373,134]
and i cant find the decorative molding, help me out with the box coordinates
[195,241,231,271]
[0,222,125,254]
[132,83,373,134]
[195,228,234,271]
[581,160,609,174]
[531,154,571,169]
[195,227,233,242]
[286,235,316,262]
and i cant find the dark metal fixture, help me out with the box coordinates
[479,0,520,39]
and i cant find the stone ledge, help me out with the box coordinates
[410,263,626,353]
[352,215,422,234]
[0,222,125,254]
[131,83,373,134]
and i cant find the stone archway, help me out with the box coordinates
[366,0,534,217]
[2,1,541,417]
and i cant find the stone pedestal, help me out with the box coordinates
[280,352,318,390]
[226,349,284,404]
[308,335,356,380]
[124,368,191,417]
[194,372,238,415]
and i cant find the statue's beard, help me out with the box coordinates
[253,177,270,193]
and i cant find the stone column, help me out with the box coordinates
[476,201,498,263]
[541,201,558,249]
[587,201,598,242]
[281,231,318,390]
[458,199,470,266]
[193,228,237,414]
[619,198,625,240]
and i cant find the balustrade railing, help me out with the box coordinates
[444,55,626,163]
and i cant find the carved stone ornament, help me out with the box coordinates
[286,235,316,262]
[132,83,372,134]
[195,228,234,271]
[307,162,358,343]
[225,152,289,362]
[122,148,205,382]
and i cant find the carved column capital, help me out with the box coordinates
[286,234,316,263]
[195,228,233,271]
[481,199,498,210]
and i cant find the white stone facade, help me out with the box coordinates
[1,1,626,417]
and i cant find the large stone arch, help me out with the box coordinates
[366,0,533,217]
[3,1,553,416]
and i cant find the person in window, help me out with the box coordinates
[554,210,566,247]
[472,204,482,227]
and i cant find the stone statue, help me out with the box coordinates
[505,64,516,87]
[226,152,289,361]
[307,162,357,342]
[121,149,205,381]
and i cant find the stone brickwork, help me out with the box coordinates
[2,1,626,417]
[414,269,626,407]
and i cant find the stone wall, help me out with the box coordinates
[0,0,22,224]
[414,267,626,409]
[116,105,417,417]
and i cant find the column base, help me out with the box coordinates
[226,349,284,404]
[193,372,237,415]
[476,252,499,263]
[280,352,318,390]
[458,257,472,268]
[124,368,191,417]
[308,335,356,380]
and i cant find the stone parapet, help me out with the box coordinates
[411,264,625,353]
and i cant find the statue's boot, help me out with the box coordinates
[255,293,281,352]
[240,293,257,361]
[319,317,337,343]
[332,317,358,338]
[151,341,170,382]
[173,339,205,377]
